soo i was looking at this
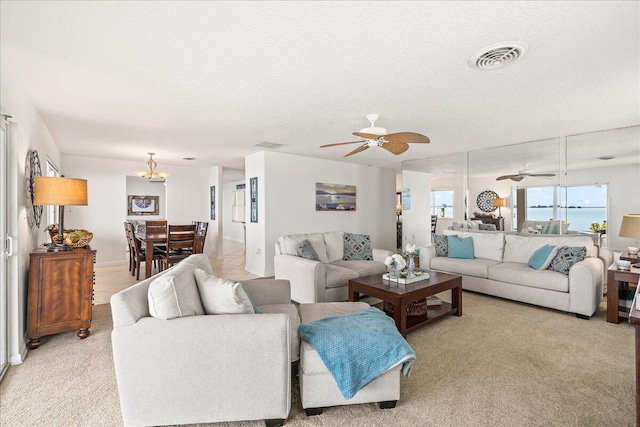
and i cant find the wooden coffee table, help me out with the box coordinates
[348,271,462,337]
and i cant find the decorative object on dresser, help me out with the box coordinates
[27,246,96,348]
[34,176,88,251]
[492,197,506,218]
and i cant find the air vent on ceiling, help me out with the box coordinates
[254,141,284,149]
[468,42,528,70]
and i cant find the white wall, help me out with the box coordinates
[125,176,166,221]
[401,170,432,248]
[205,166,223,259]
[62,155,210,265]
[244,151,396,277]
[1,52,62,364]
[222,180,245,243]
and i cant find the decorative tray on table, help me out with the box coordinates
[382,269,430,285]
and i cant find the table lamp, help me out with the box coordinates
[396,204,402,221]
[492,198,506,218]
[619,214,640,265]
[34,176,88,251]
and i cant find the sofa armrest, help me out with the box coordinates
[419,246,436,269]
[568,257,604,317]
[112,314,291,426]
[240,279,291,305]
[274,254,326,303]
[372,248,393,262]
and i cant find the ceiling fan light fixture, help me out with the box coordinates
[136,152,169,181]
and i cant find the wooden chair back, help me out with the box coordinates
[162,224,196,266]
[192,221,208,254]
[145,220,167,234]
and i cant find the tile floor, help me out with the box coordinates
[93,240,259,305]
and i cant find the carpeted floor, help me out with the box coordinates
[0,292,634,427]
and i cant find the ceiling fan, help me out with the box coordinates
[496,165,556,182]
[320,114,430,157]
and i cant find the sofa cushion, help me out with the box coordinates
[504,234,595,264]
[323,231,344,262]
[258,303,301,362]
[444,230,505,262]
[324,264,360,288]
[430,257,499,278]
[279,233,329,264]
[448,236,474,259]
[299,239,321,262]
[343,233,373,261]
[548,246,587,275]
[528,245,558,270]
[488,262,569,292]
[148,268,204,320]
[194,269,255,315]
[330,260,388,278]
[433,234,448,256]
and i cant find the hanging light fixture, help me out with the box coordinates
[136,152,169,181]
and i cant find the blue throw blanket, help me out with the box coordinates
[298,307,416,399]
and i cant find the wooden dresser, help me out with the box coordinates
[472,216,504,231]
[26,246,96,349]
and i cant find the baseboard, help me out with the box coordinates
[95,260,128,267]
[9,341,27,365]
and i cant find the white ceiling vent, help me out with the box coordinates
[254,141,284,149]
[468,42,528,70]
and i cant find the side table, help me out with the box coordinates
[627,285,640,426]
[607,264,640,324]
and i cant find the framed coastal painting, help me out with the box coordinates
[128,195,159,216]
[315,183,356,211]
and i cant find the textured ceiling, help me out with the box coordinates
[1,1,638,173]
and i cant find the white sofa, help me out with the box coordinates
[111,254,297,427]
[274,231,393,304]
[420,230,605,318]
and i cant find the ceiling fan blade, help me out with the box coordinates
[511,176,525,182]
[344,144,370,157]
[384,132,430,144]
[496,175,523,181]
[381,142,409,155]
[352,132,383,140]
[530,173,556,177]
[320,140,365,148]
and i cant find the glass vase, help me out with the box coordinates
[407,257,415,278]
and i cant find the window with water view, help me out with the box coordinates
[431,190,454,218]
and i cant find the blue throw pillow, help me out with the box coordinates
[528,245,557,270]
[299,239,320,262]
[541,224,559,234]
[447,236,474,259]
[548,246,586,275]
[433,234,448,257]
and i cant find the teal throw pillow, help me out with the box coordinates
[528,245,558,270]
[343,233,373,260]
[447,235,474,259]
[241,284,260,314]
[548,246,586,275]
[433,234,448,257]
[299,239,321,262]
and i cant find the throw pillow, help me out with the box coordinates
[478,223,497,231]
[433,234,449,257]
[548,246,586,275]
[194,269,255,315]
[447,235,474,259]
[541,224,559,234]
[299,239,321,262]
[148,269,205,320]
[528,244,558,270]
[343,233,373,260]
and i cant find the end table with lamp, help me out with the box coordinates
[607,214,640,324]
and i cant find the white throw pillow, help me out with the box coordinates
[148,269,205,320]
[194,269,255,315]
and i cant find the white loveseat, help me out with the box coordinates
[420,230,605,318]
[274,231,393,304]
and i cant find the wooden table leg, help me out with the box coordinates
[348,285,359,302]
[607,269,619,324]
[452,281,462,316]
[392,302,408,338]
[145,241,154,279]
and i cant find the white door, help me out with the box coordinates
[0,120,10,380]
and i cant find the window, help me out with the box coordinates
[45,160,60,226]
[513,184,608,232]
[431,190,454,218]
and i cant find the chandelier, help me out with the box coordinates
[136,152,169,181]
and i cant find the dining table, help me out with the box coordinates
[134,229,167,279]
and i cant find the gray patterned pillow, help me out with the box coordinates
[479,223,497,231]
[548,246,586,275]
[343,233,373,260]
[299,239,320,262]
[433,234,448,257]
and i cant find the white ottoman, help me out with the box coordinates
[298,302,402,415]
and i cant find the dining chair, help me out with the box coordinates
[145,220,168,251]
[126,223,164,280]
[192,221,208,254]
[124,221,134,273]
[159,224,196,269]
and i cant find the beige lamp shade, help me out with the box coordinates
[396,204,402,213]
[34,177,88,206]
[619,214,640,238]
[492,198,506,207]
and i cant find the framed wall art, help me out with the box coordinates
[210,186,216,220]
[128,195,159,216]
[250,177,258,223]
[315,183,356,211]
